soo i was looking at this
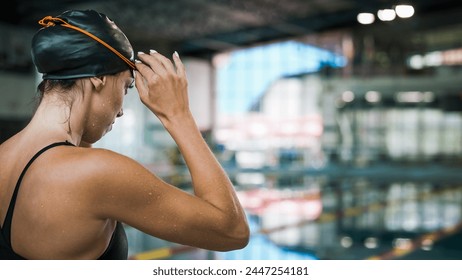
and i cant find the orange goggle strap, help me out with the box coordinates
[38,16,136,70]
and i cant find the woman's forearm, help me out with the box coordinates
[162,111,249,245]
[162,111,242,215]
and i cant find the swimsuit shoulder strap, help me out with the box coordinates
[1,141,75,244]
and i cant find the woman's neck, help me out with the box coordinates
[27,95,86,146]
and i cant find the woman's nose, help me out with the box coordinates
[116,108,124,118]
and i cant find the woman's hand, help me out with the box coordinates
[134,50,189,125]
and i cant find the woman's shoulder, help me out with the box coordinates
[67,147,144,175]
[36,146,145,190]
[50,146,152,201]
[60,146,161,219]
[75,146,129,161]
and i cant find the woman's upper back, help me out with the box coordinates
[0,135,126,259]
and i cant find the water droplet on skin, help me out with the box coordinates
[148,192,152,196]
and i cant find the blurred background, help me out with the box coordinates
[2,0,462,260]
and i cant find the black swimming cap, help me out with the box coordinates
[31,9,135,80]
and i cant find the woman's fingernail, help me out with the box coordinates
[135,59,142,64]
[150,49,158,54]
[174,51,179,58]
[137,51,145,55]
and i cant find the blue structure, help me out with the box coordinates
[217,40,347,114]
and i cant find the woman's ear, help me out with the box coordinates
[89,76,107,91]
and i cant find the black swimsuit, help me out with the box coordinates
[0,141,128,260]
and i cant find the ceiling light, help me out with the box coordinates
[340,236,353,248]
[408,54,424,69]
[364,237,379,249]
[365,91,381,103]
[395,4,415,18]
[377,9,396,21]
[357,13,375,24]
[342,91,355,102]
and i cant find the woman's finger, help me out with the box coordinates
[150,50,176,73]
[135,58,161,85]
[137,51,168,76]
[172,51,186,78]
